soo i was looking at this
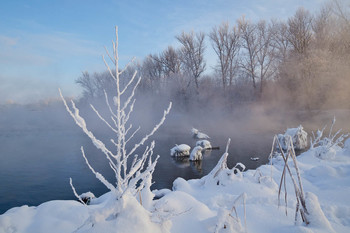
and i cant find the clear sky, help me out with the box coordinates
[0,0,326,104]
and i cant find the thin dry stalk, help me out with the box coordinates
[272,134,309,225]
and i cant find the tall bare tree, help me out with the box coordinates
[176,31,206,92]
[141,55,163,90]
[209,22,240,91]
[270,20,290,63]
[238,17,259,91]
[256,20,276,95]
[150,46,182,77]
[287,7,313,55]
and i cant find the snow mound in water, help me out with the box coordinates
[192,128,210,139]
[196,140,211,149]
[170,144,191,157]
[190,146,203,161]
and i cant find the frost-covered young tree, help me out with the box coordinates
[59,27,171,226]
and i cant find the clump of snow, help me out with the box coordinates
[189,146,203,161]
[79,191,95,205]
[196,140,211,149]
[250,157,259,161]
[170,144,191,157]
[191,128,210,139]
[277,125,308,150]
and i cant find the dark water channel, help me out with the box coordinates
[0,105,274,214]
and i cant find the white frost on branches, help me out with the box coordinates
[59,26,172,224]
[310,117,349,159]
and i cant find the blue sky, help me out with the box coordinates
[0,0,326,104]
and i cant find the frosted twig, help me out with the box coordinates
[121,71,139,96]
[119,57,136,75]
[81,147,119,194]
[104,46,116,65]
[126,126,141,144]
[126,102,172,157]
[70,178,86,206]
[102,55,117,81]
[90,104,118,134]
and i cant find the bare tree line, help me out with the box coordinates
[77,0,350,111]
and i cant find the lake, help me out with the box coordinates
[4,103,345,215]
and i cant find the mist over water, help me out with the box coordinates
[1,95,349,214]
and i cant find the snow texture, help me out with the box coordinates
[170,144,191,157]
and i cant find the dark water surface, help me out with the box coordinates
[0,104,286,214]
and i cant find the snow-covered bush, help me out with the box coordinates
[277,125,308,150]
[170,144,191,157]
[196,140,211,149]
[310,117,349,160]
[191,128,210,139]
[189,146,203,161]
[59,27,171,230]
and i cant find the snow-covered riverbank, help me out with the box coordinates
[1,134,350,233]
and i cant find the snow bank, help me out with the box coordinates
[277,125,308,150]
[170,144,191,157]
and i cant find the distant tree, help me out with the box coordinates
[209,22,240,91]
[332,0,350,26]
[256,20,276,95]
[141,55,163,91]
[76,72,97,99]
[287,7,313,55]
[312,5,332,48]
[151,46,182,77]
[238,17,259,92]
[270,20,290,63]
[176,31,206,92]
[76,71,116,100]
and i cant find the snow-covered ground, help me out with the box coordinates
[1,137,350,233]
